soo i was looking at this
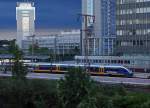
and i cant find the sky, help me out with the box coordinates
[0,0,81,29]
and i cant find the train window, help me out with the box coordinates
[105,68,127,74]
[39,65,50,70]
[120,60,123,64]
[90,67,99,72]
[111,60,116,64]
[105,68,119,72]
[60,66,68,71]
[124,60,130,64]
[128,61,130,64]
[51,65,56,70]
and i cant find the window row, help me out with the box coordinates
[117,7,150,15]
[117,29,150,35]
[77,59,131,65]
[117,19,150,25]
[117,0,150,4]
[116,40,150,46]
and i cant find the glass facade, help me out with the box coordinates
[97,0,116,55]
[82,0,116,56]
[116,0,150,55]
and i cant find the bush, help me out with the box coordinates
[57,68,94,108]
[0,78,58,108]
[112,93,150,108]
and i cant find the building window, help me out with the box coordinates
[22,17,29,36]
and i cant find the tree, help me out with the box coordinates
[28,44,50,55]
[74,46,80,55]
[12,45,27,79]
[28,43,39,55]
[8,39,16,54]
[57,68,94,108]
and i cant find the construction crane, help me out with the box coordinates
[78,14,95,71]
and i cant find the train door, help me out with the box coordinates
[56,65,60,72]
[33,64,39,72]
[99,67,104,74]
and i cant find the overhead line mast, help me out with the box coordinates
[78,14,95,71]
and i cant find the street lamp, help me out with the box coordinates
[28,34,35,62]
[31,35,35,63]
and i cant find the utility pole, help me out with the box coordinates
[78,14,95,71]
[28,34,35,62]
[31,35,35,62]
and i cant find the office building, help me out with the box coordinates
[81,0,99,56]
[94,0,116,55]
[22,29,81,55]
[16,2,35,48]
[116,0,150,56]
[81,0,116,56]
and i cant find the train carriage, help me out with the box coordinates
[25,63,133,77]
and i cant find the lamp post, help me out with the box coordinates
[32,34,35,63]
[28,34,35,63]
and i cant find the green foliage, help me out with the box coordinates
[0,67,150,108]
[96,84,127,96]
[12,61,28,79]
[57,68,94,108]
[141,100,150,108]
[0,76,150,108]
[0,39,16,54]
[12,45,27,79]
[112,93,150,108]
[0,78,58,108]
[8,39,16,54]
[28,44,50,55]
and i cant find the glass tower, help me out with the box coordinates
[94,0,116,55]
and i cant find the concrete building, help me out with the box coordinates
[116,0,150,56]
[22,29,81,55]
[16,2,35,48]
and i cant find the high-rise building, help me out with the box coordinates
[82,0,116,56]
[81,0,98,56]
[94,0,116,55]
[16,2,35,48]
[82,0,93,25]
[116,0,150,56]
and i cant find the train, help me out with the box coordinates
[75,56,150,73]
[25,63,133,77]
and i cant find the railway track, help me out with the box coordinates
[0,72,150,86]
